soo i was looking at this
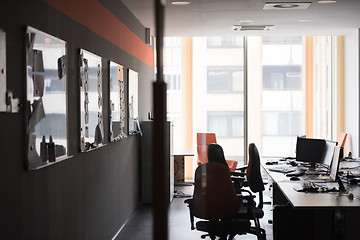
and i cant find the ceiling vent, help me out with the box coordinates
[263,2,311,10]
[232,25,274,31]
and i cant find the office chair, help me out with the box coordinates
[207,143,247,192]
[196,133,238,171]
[185,144,267,240]
[336,132,347,148]
[336,132,348,159]
[207,142,266,239]
[184,162,251,240]
[240,143,266,239]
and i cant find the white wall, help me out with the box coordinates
[344,29,360,156]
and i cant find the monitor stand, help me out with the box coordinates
[306,164,321,175]
[336,175,345,192]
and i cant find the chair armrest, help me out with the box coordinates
[236,165,247,172]
[231,171,246,177]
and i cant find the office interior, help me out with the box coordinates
[1,0,360,239]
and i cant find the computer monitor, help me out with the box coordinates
[320,140,337,168]
[330,146,341,181]
[294,134,306,154]
[296,137,326,168]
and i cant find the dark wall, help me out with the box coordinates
[0,0,154,239]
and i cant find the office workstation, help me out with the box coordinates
[263,136,360,240]
[2,0,360,240]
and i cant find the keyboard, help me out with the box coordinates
[302,181,319,191]
[268,166,296,173]
[295,180,338,193]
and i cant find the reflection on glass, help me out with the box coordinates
[109,61,127,141]
[80,49,104,151]
[128,69,140,135]
[26,26,67,169]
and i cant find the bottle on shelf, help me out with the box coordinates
[40,136,48,162]
[48,135,56,162]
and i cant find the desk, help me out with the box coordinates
[173,148,194,185]
[263,161,360,240]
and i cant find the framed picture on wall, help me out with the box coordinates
[25,26,68,169]
[109,61,127,141]
[128,69,141,135]
[79,49,104,151]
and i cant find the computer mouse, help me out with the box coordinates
[265,162,273,165]
[350,178,359,185]
[289,160,298,166]
[290,176,300,181]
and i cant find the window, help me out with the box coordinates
[207,36,243,48]
[207,67,243,93]
[262,36,302,45]
[167,35,339,166]
[164,38,182,91]
[263,111,302,136]
[164,73,181,91]
[163,37,183,148]
[263,65,302,90]
[207,112,244,138]
[248,36,304,158]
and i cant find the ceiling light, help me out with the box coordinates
[232,25,274,31]
[171,1,190,5]
[318,0,336,3]
[298,19,312,22]
[264,2,311,10]
[274,3,299,8]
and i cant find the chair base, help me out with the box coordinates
[196,219,250,239]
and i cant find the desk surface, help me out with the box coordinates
[276,182,360,208]
[262,160,360,208]
[173,148,195,157]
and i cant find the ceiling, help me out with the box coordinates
[121,0,360,37]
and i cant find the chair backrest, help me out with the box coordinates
[247,143,265,197]
[336,132,348,148]
[193,162,239,220]
[207,143,229,168]
[197,133,217,165]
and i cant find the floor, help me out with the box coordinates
[115,184,274,240]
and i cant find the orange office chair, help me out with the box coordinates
[196,133,238,172]
[336,132,348,158]
[336,132,347,148]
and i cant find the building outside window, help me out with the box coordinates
[165,35,339,176]
[194,36,245,163]
[164,37,183,147]
[207,66,244,93]
[207,36,243,48]
[263,65,302,90]
[207,111,244,138]
[263,111,302,136]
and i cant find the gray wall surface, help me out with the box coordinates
[0,0,154,239]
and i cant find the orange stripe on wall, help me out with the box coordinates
[43,0,154,68]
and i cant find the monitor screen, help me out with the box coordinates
[330,146,341,181]
[296,138,326,168]
[320,140,337,168]
[295,135,306,154]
